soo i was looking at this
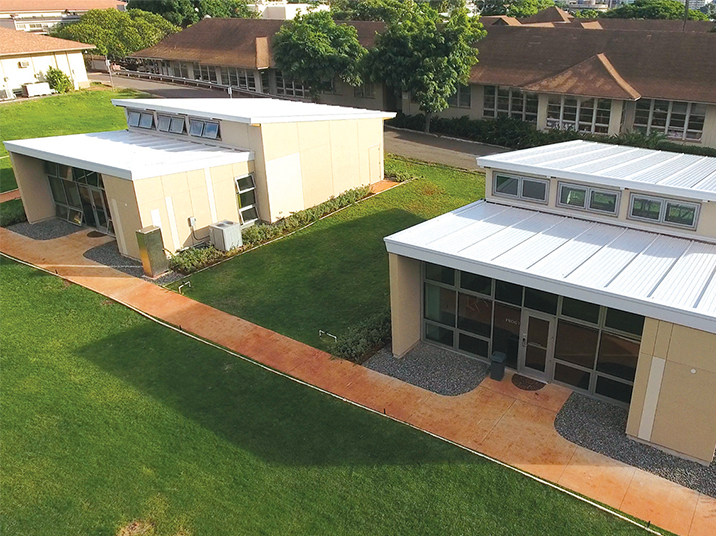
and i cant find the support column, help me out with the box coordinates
[389,253,422,357]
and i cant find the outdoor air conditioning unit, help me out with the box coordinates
[18,60,29,68]
[208,220,243,252]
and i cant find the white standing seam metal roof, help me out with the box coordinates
[3,130,252,181]
[385,200,716,334]
[112,98,397,125]
[476,140,716,202]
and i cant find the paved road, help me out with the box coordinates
[89,72,229,99]
[384,127,510,170]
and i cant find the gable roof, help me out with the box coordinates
[569,18,716,32]
[521,6,573,24]
[479,15,521,27]
[132,18,385,70]
[471,27,716,104]
[0,0,125,13]
[523,53,641,100]
[0,26,94,56]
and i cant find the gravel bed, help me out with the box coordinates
[83,241,183,286]
[7,219,81,240]
[364,342,489,396]
[555,392,716,498]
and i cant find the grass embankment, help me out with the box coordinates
[173,157,484,351]
[0,257,657,535]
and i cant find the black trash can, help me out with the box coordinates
[490,351,507,381]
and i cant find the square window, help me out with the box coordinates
[157,115,171,132]
[189,120,204,137]
[605,308,644,336]
[664,202,696,227]
[521,179,547,202]
[555,320,598,369]
[236,175,255,192]
[424,283,456,326]
[595,376,633,404]
[494,175,519,197]
[589,190,618,214]
[457,294,492,338]
[524,288,558,315]
[240,206,259,223]
[425,323,454,347]
[631,197,661,221]
[459,333,489,358]
[239,189,256,208]
[561,297,600,324]
[169,116,185,134]
[425,263,455,286]
[203,122,219,139]
[554,362,590,391]
[127,111,140,127]
[559,184,587,208]
[597,333,639,382]
[139,113,154,129]
[495,280,522,306]
[460,272,492,296]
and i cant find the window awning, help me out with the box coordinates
[385,200,716,335]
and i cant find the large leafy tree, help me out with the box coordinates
[365,0,485,132]
[52,9,180,60]
[273,11,367,98]
[602,0,708,20]
[127,0,256,27]
[474,0,555,17]
[331,0,415,22]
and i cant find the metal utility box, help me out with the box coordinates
[209,220,243,252]
[136,225,169,278]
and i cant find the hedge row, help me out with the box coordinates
[387,113,716,157]
[333,307,391,364]
[0,199,27,227]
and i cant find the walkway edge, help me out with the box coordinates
[0,249,664,536]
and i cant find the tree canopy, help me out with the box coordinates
[273,11,367,98]
[126,0,256,26]
[477,0,556,17]
[330,0,416,22]
[364,0,485,131]
[52,9,180,60]
[602,0,708,20]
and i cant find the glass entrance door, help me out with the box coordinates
[518,311,555,381]
[77,184,112,235]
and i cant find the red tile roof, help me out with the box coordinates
[0,26,94,55]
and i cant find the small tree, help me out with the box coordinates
[602,0,708,20]
[273,11,366,99]
[44,67,73,93]
[127,0,257,26]
[365,0,485,132]
[506,0,556,18]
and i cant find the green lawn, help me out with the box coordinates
[0,87,141,192]
[0,257,656,536]
[176,158,483,351]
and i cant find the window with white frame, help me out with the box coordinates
[634,99,706,142]
[193,64,217,83]
[483,86,538,123]
[260,70,270,94]
[275,70,306,98]
[127,110,154,129]
[157,114,186,135]
[188,118,220,140]
[547,96,612,133]
[493,173,549,204]
[235,174,259,224]
[172,63,188,79]
[354,83,375,99]
[629,194,700,229]
[447,84,471,109]
[220,67,257,92]
[558,182,620,215]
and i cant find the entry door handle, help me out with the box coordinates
[521,336,527,348]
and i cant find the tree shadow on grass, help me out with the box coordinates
[76,320,479,469]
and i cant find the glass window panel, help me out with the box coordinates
[203,122,219,139]
[595,376,633,404]
[189,120,204,137]
[240,206,258,223]
[139,113,154,129]
[63,181,81,209]
[525,345,547,372]
[561,297,600,324]
[425,323,454,346]
[237,176,255,191]
[554,362,591,391]
[631,197,661,220]
[239,190,256,208]
[425,263,455,286]
[458,333,488,358]
[86,172,99,187]
[56,204,68,220]
[127,111,140,127]
[560,185,586,207]
[48,176,67,204]
[72,167,86,183]
[664,202,696,227]
[524,288,558,315]
[424,283,456,326]
[555,320,598,369]
[44,160,58,176]
[590,190,618,213]
[460,272,492,296]
[58,164,70,179]
[597,333,639,382]
[527,316,549,348]
[169,117,185,134]
[495,280,523,306]
[457,294,492,338]
[68,209,83,225]
[605,308,644,336]
[157,115,171,132]
[493,303,521,369]
[521,179,547,201]
[494,175,518,196]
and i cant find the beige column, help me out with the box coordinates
[8,153,55,223]
[536,94,550,131]
[389,253,422,357]
[608,100,624,137]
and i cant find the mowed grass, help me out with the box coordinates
[176,158,483,350]
[0,87,141,191]
[0,257,655,536]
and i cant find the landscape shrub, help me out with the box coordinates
[0,199,27,227]
[384,158,418,182]
[333,307,391,364]
[169,245,229,274]
[387,113,716,157]
[44,67,73,93]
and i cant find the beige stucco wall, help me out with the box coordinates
[389,253,422,357]
[258,118,384,222]
[319,80,388,111]
[132,161,252,255]
[701,104,716,150]
[102,173,143,259]
[626,318,716,463]
[8,152,55,223]
[0,51,89,92]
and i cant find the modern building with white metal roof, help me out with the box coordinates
[5,98,394,260]
[385,141,716,464]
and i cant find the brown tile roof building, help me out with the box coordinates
[568,18,716,32]
[0,26,94,56]
[471,27,716,104]
[132,18,385,70]
[520,6,573,24]
[0,0,126,12]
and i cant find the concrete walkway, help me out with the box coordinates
[1,225,714,536]
[89,72,230,99]
[0,189,21,203]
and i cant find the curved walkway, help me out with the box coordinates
[0,224,713,536]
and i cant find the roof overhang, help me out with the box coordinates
[3,130,253,181]
[385,200,716,335]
